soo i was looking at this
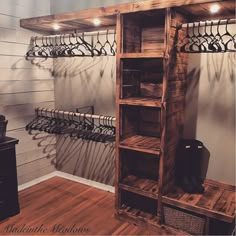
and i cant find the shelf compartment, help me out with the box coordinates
[118,204,159,226]
[119,97,162,107]
[121,58,164,100]
[122,9,166,53]
[119,190,158,225]
[120,149,159,186]
[120,105,161,146]
[120,175,159,199]
[120,135,161,155]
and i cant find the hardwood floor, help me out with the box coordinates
[0,177,175,235]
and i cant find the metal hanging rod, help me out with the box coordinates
[33,30,116,40]
[36,107,116,122]
[181,18,236,29]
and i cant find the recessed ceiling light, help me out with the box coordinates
[93,18,101,26]
[52,23,60,30]
[210,4,220,14]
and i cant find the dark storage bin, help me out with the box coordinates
[0,120,7,142]
[175,139,204,193]
[163,205,206,235]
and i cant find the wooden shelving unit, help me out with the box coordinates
[115,7,175,226]
[115,1,236,234]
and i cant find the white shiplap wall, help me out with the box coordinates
[0,0,56,185]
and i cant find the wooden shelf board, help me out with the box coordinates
[118,204,158,226]
[116,212,190,235]
[120,135,161,155]
[119,97,162,107]
[119,175,159,199]
[20,0,224,33]
[174,1,235,20]
[120,52,164,59]
[162,180,236,223]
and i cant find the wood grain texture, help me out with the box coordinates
[120,175,159,199]
[120,52,164,58]
[0,176,168,235]
[162,180,236,223]
[160,8,188,197]
[20,0,225,33]
[119,98,162,107]
[115,14,122,212]
[120,135,161,155]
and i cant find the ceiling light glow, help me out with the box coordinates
[210,4,220,14]
[52,23,60,30]
[93,18,101,26]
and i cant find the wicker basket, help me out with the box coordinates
[0,120,8,142]
[163,206,205,235]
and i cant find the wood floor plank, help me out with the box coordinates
[0,177,163,235]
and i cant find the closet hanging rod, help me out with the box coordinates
[180,18,236,29]
[33,30,116,40]
[36,107,116,122]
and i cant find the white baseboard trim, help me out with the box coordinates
[18,171,115,193]
[18,172,57,191]
[55,171,115,193]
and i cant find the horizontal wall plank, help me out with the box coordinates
[0,68,54,81]
[7,114,35,131]
[14,0,51,14]
[0,27,42,44]
[0,80,54,94]
[0,41,31,56]
[0,90,54,106]
[7,129,56,155]
[17,155,56,177]
[0,55,53,69]
[0,14,18,30]
[17,148,56,166]
[0,2,50,18]
[17,157,56,185]
[0,101,55,119]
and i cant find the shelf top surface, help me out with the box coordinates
[20,0,234,33]
[120,135,161,155]
[0,137,19,149]
[119,97,162,107]
[162,179,236,223]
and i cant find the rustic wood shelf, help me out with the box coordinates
[119,98,162,107]
[120,135,161,155]
[20,0,223,33]
[120,175,159,199]
[118,204,159,226]
[120,53,164,59]
[162,180,236,223]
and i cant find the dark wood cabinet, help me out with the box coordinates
[0,137,20,221]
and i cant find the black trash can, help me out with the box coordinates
[176,139,204,194]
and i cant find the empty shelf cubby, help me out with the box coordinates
[119,105,161,154]
[119,149,159,199]
[121,58,164,101]
[122,9,166,53]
